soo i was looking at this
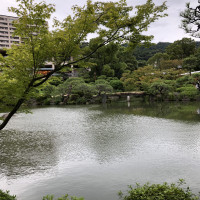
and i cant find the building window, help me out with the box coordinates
[11,41,19,43]
[10,36,19,39]
[0,31,8,34]
[0,36,9,38]
[0,40,9,43]
[0,17,7,21]
[0,22,8,26]
[0,44,9,47]
[0,27,8,30]
[44,65,53,69]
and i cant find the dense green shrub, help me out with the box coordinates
[0,189,16,200]
[75,96,87,104]
[47,77,63,86]
[177,86,199,99]
[110,80,124,91]
[164,80,177,90]
[167,92,178,101]
[148,81,172,98]
[51,78,97,104]
[176,76,195,87]
[123,78,138,91]
[119,181,199,200]
[73,83,97,99]
[140,82,150,92]
[69,94,80,101]
[32,77,61,104]
[192,73,200,79]
[95,79,113,95]
[102,64,115,77]
[97,75,107,80]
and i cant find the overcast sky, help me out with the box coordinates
[0,0,199,43]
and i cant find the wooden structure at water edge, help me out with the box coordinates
[101,91,146,103]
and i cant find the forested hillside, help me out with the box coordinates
[133,42,171,61]
[133,41,200,61]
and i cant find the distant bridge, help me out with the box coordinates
[100,91,146,103]
[107,91,146,97]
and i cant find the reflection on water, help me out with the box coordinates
[100,101,200,122]
[0,130,57,178]
[0,102,200,200]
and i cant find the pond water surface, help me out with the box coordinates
[1,101,200,200]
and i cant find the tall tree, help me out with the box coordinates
[147,52,169,70]
[183,55,197,76]
[194,47,200,70]
[85,42,138,79]
[117,46,138,71]
[166,38,196,60]
[0,0,167,130]
[180,1,200,73]
[85,41,120,78]
[180,1,200,38]
[159,59,183,70]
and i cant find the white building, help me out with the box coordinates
[0,14,79,77]
[0,15,21,49]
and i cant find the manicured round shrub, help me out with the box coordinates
[110,80,124,91]
[176,75,195,87]
[177,86,199,100]
[148,81,172,97]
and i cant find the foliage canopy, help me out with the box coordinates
[181,2,200,38]
[0,0,167,130]
[0,189,16,200]
[119,180,199,200]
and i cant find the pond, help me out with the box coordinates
[1,101,200,200]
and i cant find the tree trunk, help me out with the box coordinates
[0,98,25,130]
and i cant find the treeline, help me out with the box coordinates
[133,42,171,61]
[80,37,200,80]
[133,40,200,61]
[32,37,200,105]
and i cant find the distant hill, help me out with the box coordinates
[133,41,200,61]
[133,42,171,61]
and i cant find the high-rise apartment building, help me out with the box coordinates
[0,14,79,76]
[0,15,20,49]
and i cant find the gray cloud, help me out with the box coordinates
[0,0,199,43]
